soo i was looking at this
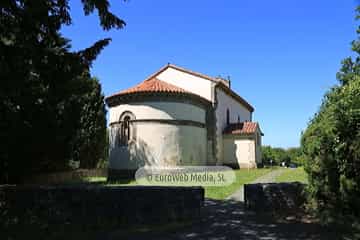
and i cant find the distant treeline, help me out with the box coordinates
[261,146,304,166]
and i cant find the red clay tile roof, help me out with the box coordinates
[106,77,188,98]
[223,122,262,135]
[105,63,254,112]
[144,64,254,112]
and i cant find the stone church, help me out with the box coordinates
[105,64,263,179]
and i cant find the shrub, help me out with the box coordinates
[301,7,360,228]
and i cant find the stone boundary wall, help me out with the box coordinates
[244,182,306,211]
[23,168,107,184]
[0,185,204,234]
[108,168,136,181]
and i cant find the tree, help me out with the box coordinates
[72,77,107,169]
[272,147,289,165]
[261,145,275,165]
[287,147,304,166]
[301,7,360,227]
[0,0,125,183]
[261,146,302,166]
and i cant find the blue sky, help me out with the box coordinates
[61,0,359,148]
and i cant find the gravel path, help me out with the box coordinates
[109,198,339,240]
[227,168,285,202]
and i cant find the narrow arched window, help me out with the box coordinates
[123,116,130,142]
[118,111,136,146]
[226,108,230,125]
[238,115,240,123]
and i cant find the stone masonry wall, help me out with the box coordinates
[244,182,306,212]
[0,185,204,237]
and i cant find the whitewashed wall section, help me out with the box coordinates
[108,101,208,169]
[223,136,257,168]
[156,68,214,101]
[215,88,252,164]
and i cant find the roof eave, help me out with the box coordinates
[215,83,254,112]
[105,91,212,108]
[223,132,255,136]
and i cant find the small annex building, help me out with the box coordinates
[105,64,263,178]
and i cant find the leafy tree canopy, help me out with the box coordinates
[0,0,125,183]
[261,145,303,166]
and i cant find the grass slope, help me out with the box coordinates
[204,168,272,199]
[85,168,274,200]
[275,167,308,184]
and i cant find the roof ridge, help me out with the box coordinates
[143,63,219,83]
[167,64,217,82]
[107,63,254,112]
[154,64,254,112]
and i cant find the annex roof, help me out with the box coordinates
[223,122,263,135]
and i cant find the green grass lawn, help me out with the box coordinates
[84,168,273,200]
[275,167,308,184]
[204,168,272,199]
